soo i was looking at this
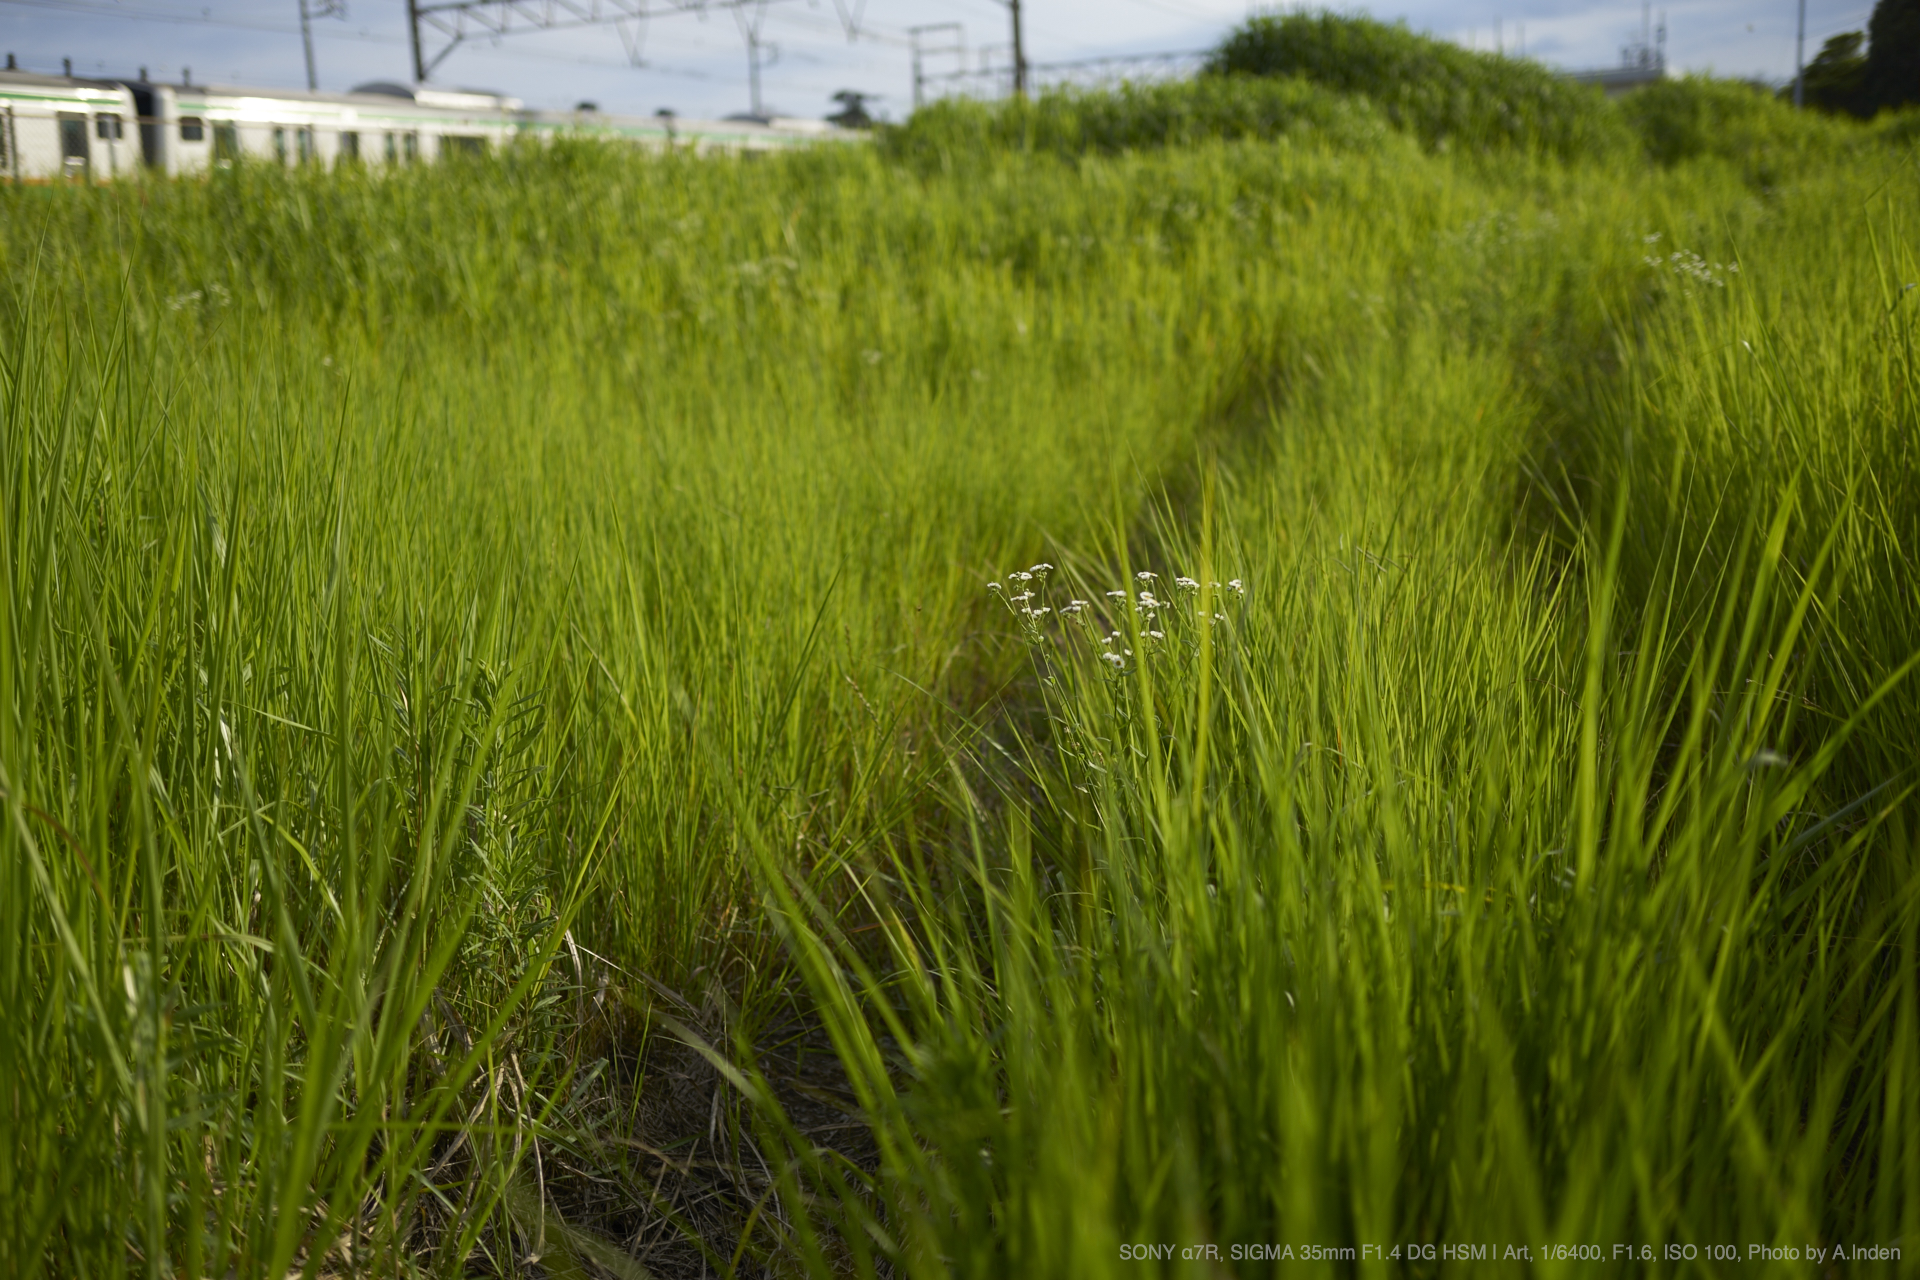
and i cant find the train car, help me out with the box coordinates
[129,79,523,175]
[3,65,855,180]
[0,68,141,180]
[516,105,848,155]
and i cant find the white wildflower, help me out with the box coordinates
[1106,590,1128,599]
[1011,571,1033,582]
[987,582,1003,592]
[1148,630,1165,639]
[1136,571,1157,581]
[1029,563,1054,574]
[1101,652,1125,667]
[1174,576,1199,590]
[1227,579,1245,594]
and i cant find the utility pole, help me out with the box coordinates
[908,23,964,110]
[298,0,346,91]
[748,31,768,116]
[1008,0,1027,97]
[1793,0,1806,107]
[736,1,775,117]
[408,0,427,82]
[300,0,318,90]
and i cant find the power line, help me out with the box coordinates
[0,0,749,83]
[0,0,367,37]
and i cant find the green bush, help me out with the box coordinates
[1619,75,1857,179]
[880,75,1394,162]
[1207,11,1633,159]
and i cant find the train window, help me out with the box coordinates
[445,135,484,156]
[179,116,205,142]
[213,123,239,164]
[383,132,397,162]
[338,131,360,162]
[401,132,418,161]
[295,128,314,163]
[272,128,286,162]
[95,113,124,141]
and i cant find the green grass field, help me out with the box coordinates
[3,29,1919,1276]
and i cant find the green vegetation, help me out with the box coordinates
[1798,31,1871,116]
[1207,12,1632,158]
[3,15,1919,1278]
[1866,0,1920,113]
[881,76,1395,161]
[1624,75,1843,166]
[1785,0,1919,117]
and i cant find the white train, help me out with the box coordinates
[0,63,848,181]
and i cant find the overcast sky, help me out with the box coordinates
[0,0,1878,122]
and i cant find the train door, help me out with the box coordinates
[57,112,89,178]
[130,85,162,168]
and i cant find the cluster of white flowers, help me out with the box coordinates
[165,282,233,312]
[988,565,1247,671]
[1642,236,1737,290]
[734,255,800,280]
[988,564,1057,622]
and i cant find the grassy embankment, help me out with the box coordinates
[3,21,1919,1276]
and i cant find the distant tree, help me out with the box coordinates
[1864,0,1920,111]
[1790,31,1868,115]
[828,90,877,129]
